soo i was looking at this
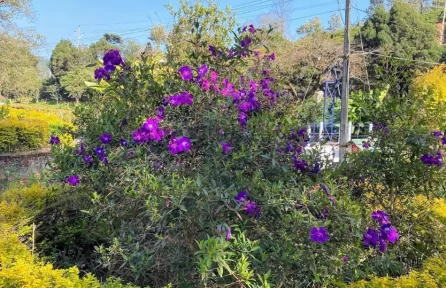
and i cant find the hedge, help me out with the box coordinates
[0,119,49,153]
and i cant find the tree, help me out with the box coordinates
[328,14,342,32]
[271,0,294,36]
[89,34,122,59]
[0,32,40,101]
[360,2,441,94]
[149,24,167,52]
[121,39,144,61]
[59,68,93,103]
[50,40,90,79]
[40,77,62,103]
[297,17,323,37]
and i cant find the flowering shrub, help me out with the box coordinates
[38,19,446,288]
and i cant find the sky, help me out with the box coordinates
[31,0,370,58]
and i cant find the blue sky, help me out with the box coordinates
[32,0,370,57]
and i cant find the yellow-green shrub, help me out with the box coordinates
[7,106,75,146]
[0,118,49,152]
[349,253,446,287]
[0,185,142,288]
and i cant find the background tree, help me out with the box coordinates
[89,33,122,59]
[0,32,40,101]
[149,24,167,52]
[50,40,90,79]
[166,0,236,63]
[59,68,93,103]
[297,17,323,37]
[328,13,342,32]
[360,2,441,94]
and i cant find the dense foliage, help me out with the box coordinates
[33,9,446,286]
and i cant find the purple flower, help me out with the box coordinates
[342,256,349,263]
[104,64,116,72]
[362,141,371,150]
[433,130,442,137]
[268,53,276,61]
[76,142,85,155]
[253,50,260,56]
[241,37,252,48]
[321,184,329,195]
[363,228,379,247]
[225,227,232,240]
[103,49,124,66]
[178,65,193,81]
[143,118,159,131]
[156,106,165,121]
[421,152,442,167]
[94,67,110,81]
[218,129,224,135]
[209,45,217,56]
[95,147,105,157]
[310,227,329,243]
[99,133,112,144]
[169,91,194,107]
[49,135,60,145]
[234,190,248,203]
[201,78,210,91]
[442,135,446,145]
[99,155,108,165]
[132,128,149,144]
[244,200,261,217]
[210,71,218,84]
[371,210,390,225]
[83,154,92,164]
[198,64,208,77]
[248,24,256,34]
[120,139,127,147]
[149,128,165,142]
[379,238,387,253]
[238,112,248,128]
[221,142,231,155]
[381,224,399,243]
[67,175,80,186]
[238,101,254,113]
[292,155,308,172]
[168,136,191,155]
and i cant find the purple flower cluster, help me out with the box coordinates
[421,151,442,167]
[95,146,108,164]
[99,133,112,144]
[362,141,371,150]
[168,136,191,155]
[217,224,232,241]
[168,91,194,107]
[49,135,60,145]
[310,227,329,243]
[94,49,125,81]
[364,210,399,252]
[221,142,231,155]
[132,117,166,144]
[234,190,261,217]
[66,175,80,186]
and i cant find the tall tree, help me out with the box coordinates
[59,68,93,103]
[328,14,342,32]
[50,40,90,79]
[360,2,441,94]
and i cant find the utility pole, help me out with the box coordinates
[441,1,446,45]
[339,0,351,162]
[76,25,83,49]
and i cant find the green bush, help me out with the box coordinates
[0,118,49,152]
